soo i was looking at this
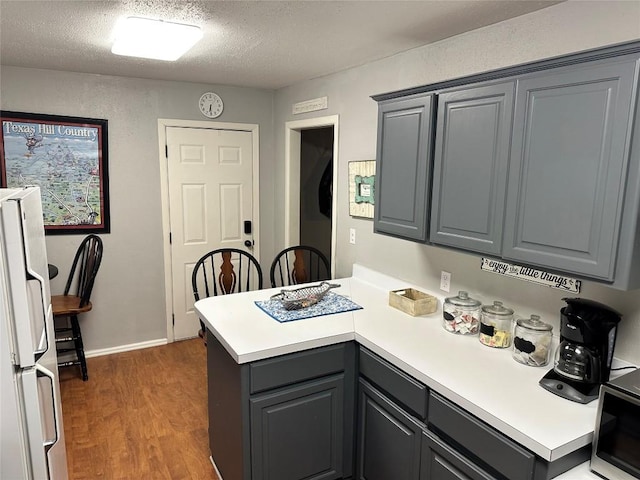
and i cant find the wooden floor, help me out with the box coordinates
[59,338,219,480]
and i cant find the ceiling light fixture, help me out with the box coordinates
[111,17,202,61]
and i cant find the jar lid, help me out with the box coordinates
[445,290,481,308]
[481,300,514,316]
[516,314,552,331]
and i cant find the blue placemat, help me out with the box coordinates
[255,292,363,323]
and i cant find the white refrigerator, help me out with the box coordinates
[0,187,68,480]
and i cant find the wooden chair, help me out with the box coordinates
[192,248,263,340]
[53,234,103,381]
[269,245,331,288]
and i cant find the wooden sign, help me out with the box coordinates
[481,258,581,293]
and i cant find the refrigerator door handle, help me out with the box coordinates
[15,188,53,361]
[20,364,58,479]
[36,365,59,452]
[2,192,51,365]
[30,276,49,358]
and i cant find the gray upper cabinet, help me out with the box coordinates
[374,94,435,242]
[503,58,638,279]
[373,41,640,289]
[430,82,514,255]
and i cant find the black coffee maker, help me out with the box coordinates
[539,298,622,404]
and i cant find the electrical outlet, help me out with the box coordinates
[440,271,451,292]
[349,228,356,245]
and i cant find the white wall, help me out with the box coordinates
[273,1,640,364]
[0,68,275,351]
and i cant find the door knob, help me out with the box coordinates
[244,240,253,248]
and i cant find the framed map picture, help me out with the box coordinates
[0,111,110,234]
[348,160,375,219]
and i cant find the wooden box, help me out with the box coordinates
[389,288,437,316]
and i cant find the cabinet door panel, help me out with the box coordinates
[359,347,427,420]
[374,94,435,242]
[430,82,514,254]
[504,59,637,279]
[421,430,497,480]
[428,392,534,480]
[357,379,422,480]
[250,375,344,480]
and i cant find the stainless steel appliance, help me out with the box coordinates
[0,187,68,479]
[591,368,640,480]
[539,297,622,404]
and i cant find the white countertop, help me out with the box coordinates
[193,280,356,364]
[194,264,600,468]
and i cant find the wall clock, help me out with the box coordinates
[199,92,224,119]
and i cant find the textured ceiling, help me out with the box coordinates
[0,0,561,90]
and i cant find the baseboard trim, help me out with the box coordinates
[84,338,168,358]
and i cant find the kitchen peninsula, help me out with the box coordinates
[195,265,601,480]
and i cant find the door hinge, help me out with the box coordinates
[165,144,168,158]
[169,232,172,244]
[172,314,175,326]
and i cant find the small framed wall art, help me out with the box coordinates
[0,111,110,234]
[348,160,375,219]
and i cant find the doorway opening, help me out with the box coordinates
[285,115,339,276]
[299,127,334,264]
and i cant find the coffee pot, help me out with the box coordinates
[539,298,622,404]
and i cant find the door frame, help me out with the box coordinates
[284,115,339,276]
[158,118,260,342]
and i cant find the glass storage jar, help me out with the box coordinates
[442,291,481,335]
[512,315,553,367]
[479,301,514,348]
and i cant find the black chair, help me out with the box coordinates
[53,234,103,381]
[192,248,263,339]
[269,245,331,288]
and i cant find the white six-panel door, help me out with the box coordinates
[166,126,254,340]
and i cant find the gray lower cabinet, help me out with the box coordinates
[251,375,345,480]
[357,378,422,480]
[207,332,356,480]
[503,57,638,280]
[374,94,435,242]
[420,430,496,480]
[426,391,590,480]
[356,347,589,480]
[207,335,587,480]
[427,392,535,480]
[430,82,514,255]
[356,352,498,480]
[356,379,497,480]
